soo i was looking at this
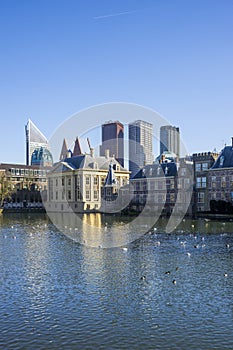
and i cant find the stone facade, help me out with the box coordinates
[45,153,130,213]
[193,152,219,212]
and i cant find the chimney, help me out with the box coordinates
[90,148,94,157]
[105,149,110,159]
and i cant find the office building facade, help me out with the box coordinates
[128,120,154,177]
[160,125,180,158]
[100,121,124,167]
[25,119,49,165]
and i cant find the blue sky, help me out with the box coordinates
[1,0,233,164]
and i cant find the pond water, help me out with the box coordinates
[0,213,233,349]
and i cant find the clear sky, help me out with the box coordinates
[1,0,233,164]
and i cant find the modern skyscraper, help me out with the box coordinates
[100,121,124,167]
[128,120,154,177]
[160,125,180,158]
[25,119,49,165]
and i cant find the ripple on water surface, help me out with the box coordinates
[0,214,233,349]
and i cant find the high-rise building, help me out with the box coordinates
[160,125,180,158]
[100,121,124,167]
[25,119,49,165]
[128,120,154,177]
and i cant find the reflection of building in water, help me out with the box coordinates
[46,142,130,213]
[83,213,102,228]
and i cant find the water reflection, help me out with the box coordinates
[0,214,233,350]
[49,212,156,248]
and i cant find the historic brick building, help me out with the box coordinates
[193,152,219,212]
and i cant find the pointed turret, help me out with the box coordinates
[105,163,117,186]
[73,137,82,157]
[60,139,68,160]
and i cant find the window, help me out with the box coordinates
[86,190,90,200]
[68,190,71,200]
[101,177,105,186]
[202,163,208,171]
[196,177,206,188]
[158,180,165,190]
[170,193,175,202]
[86,176,90,185]
[181,168,186,176]
[56,178,58,187]
[220,156,224,167]
[230,176,233,187]
[184,178,190,189]
[56,191,58,200]
[211,192,216,200]
[195,163,201,172]
[94,190,98,200]
[143,181,147,191]
[211,176,216,188]
[150,181,155,191]
[198,192,204,203]
[67,177,71,186]
[221,176,226,188]
[94,176,98,185]
[62,177,65,186]
[170,179,175,189]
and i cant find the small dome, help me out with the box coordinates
[31,147,53,166]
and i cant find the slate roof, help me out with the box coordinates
[133,161,177,179]
[211,146,233,169]
[52,154,127,173]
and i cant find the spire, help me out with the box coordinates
[60,138,68,160]
[73,137,82,156]
[105,163,117,186]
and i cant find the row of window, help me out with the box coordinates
[51,188,99,202]
[10,168,48,176]
[51,175,128,188]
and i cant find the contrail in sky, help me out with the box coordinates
[93,10,138,20]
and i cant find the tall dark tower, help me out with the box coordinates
[100,121,124,167]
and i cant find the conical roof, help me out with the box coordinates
[73,137,82,156]
[60,139,68,160]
